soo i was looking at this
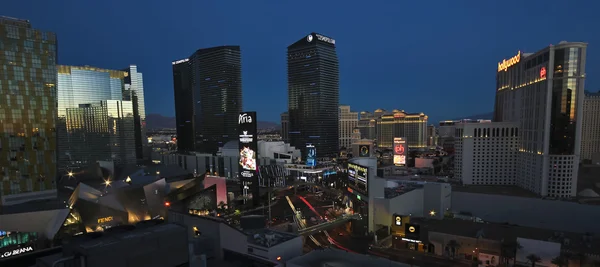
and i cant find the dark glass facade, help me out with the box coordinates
[172,59,194,152]
[172,46,242,154]
[0,17,57,202]
[549,47,584,155]
[287,33,339,158]
[122,65,147,162]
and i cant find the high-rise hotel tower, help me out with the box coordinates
[494,42,587,198]
[0,17,58,206]
[287,33,339,158]
[172,46,242,154]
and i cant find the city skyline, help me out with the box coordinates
[3,1,599,123]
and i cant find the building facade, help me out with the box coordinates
[581,91,600,162]
[172,46,242,154]
[65,100,136,166]
[122,65,147,162]
[0,16,58,205]
[56,65,127,168]
[376,110,428,149]
[280,112,289,143]
[454,122,519,185]
[426,125,436,147]
[357,111,377,142]
[287,33,339,158]
[339,105,358,149]
[494,42,587,197]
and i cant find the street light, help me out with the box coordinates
[68,172,74,178]
[429,210,436,216]
[104,179,112,186]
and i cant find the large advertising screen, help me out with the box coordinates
[238,112,258,182]
[347,162,368,197]
[306,144,316,167]
[393,137,407,166]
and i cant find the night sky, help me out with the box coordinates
[4,0,599,123]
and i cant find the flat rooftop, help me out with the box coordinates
[245,228,299,248]
[452,185,540,198]
[411,218,600,256]
[287,248,410,267]
[384,184,423,199]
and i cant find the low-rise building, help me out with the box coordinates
[286,248,410,267]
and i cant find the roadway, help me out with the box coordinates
[299,192,468,267]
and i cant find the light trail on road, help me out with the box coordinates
[285,195,322,247]
[297,195,322,218]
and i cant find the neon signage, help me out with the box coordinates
[1,246,34,259]
[497,51,521,72]
[98,216,113,224]
[540,67,547,78]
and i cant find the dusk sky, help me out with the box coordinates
[4,0,599,123]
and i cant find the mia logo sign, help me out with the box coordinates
[1,246,34,259]
[239,113,253,124]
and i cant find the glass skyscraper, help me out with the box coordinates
[0,17,58,206]
[287,33,339,158]
[122,65,147,162]
[56,65,133,168]
[172,46,242,154]
[65,100,136,165]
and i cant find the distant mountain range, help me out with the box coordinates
[453,112,494,121]
[146,114,280,130]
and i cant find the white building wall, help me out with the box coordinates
[454,122,518,186]
[581,92,600,161]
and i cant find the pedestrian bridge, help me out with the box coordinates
[298,214,361,236]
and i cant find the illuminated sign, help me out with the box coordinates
[172,58,189,65]
[358,145,370,157]
[348,163,368,197]
[315,34,335,44]
[393,137,407,166]
[238,113,253,124]
[306,144,317,167]
[497,51,521,72]
[306,34,313,42]
[1,246,34,259]
[98,216,113,224]
[401,238,422,243]
[394,215,402,226]
[238,111,259,195]
[540,67,547,78]
[404,224,420,240]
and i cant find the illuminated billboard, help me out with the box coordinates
[393,137,407,166]
[347,162,368,197]
[358,145,370,157]
[306,144,316,167]
[238,112,258,182]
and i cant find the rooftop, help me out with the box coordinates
[412,218,600,256]
[452,185,540,198]
[384,184,423,199]
[286,248,410,267]
[245,228,299,248]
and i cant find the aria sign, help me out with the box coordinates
[239,113,253,124]
[1,246,34,259]
[497,51,521,72]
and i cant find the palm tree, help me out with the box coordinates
[526,254,541,267]
[501,240,522,266]
[551,256,567,267]
[576,252,587,267]
[446,240,460,257]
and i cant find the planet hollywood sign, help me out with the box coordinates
[1,246,34,259]
[497,51,521,72]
